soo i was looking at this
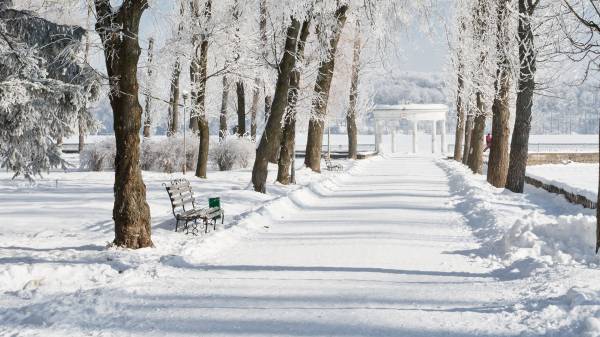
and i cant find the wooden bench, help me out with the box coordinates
[163,178,224,235]
[323,156,343,171]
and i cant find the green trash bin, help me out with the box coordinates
[209,197,220,208]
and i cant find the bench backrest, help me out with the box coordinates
[164,179,196,215]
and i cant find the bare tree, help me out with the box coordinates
[277,18,311,185]
[167,1,185,136]
[219,76,229,139]
[346,20,362,160]
[93,0,152,248]
[142,37,154,138]
[304,4,349,172]
[251,17,302,193]
[506,0,540,192]
[487,0,513,187]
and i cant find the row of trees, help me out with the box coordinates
[449,0,600,250]
[86,0,427,248]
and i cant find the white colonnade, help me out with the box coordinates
[372,104,449,154]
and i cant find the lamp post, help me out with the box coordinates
[182,92,188,175]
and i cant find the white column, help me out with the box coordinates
[431,120,437,154]
[374,119,380,153]
[412,120,418,153]
[441,119,447,154]
[391,129,396,153]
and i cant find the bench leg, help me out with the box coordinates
[175,219,179,232]
[221,211,225,224]
[205,218,209,233]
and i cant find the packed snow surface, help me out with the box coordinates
[1,154,600,336]
[527,163,598,201]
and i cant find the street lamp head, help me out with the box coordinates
[182,91,189,100]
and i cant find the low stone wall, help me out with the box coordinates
[525,176,597,209]
[527,152,599,165]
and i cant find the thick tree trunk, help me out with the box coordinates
[597,128,599,252]
[468,92,486,174]
[236,81,246,136]
[167,60,181,136]
[462,113,474,165]
[94,0,152,249]
[453,71,465,161]
[264,95,272,123]
[487,0,511,187]
[249,79,260,141]
[346,22,361,160]
[142,37,154,138]
[277,19,310,185]
[252,17,301,193]
[219,76,229,139]
[506,0,536,193]
[191,0,211,178]
[305,5,348,172]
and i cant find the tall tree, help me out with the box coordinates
[506,0,539,192]
[346,20,362,160]
[190,0,212,178]
[462,112,474,164]
[304,4,349,172]
[142,37,155,138]
[249,78,260,140]
[219,76,229,139]
[251,17,302,193]
[167,1,185,136]
[453,19,467,162]
[487,0,512,187]
[236,81,246,136]
[94,0,152,248]
[277,18,311,185]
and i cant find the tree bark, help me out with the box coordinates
[467,92,486,174]
[219,76,229,139]
[487,0,511,187]
[142,37,154,138]
[251,17,301,193]
[506,0,536,193]
[190,0,211,178]
[79,5,91,153]
[249,79,260,141]
[305,5,348,172]
[462,113,474,165]
[277,18,310,185]
[236,81,246,136]
[94,0,152,249]
[597,127,599,252]
[167,60,181,136]
[346,22,361,160]
[453,71,465,161]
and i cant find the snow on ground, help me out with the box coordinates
[440,159,600,336]
[1,154,600,336]
[527,163,598,201]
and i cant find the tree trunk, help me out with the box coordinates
[487,0,511,187]
[346,22,361,160]
[249,79,260,141]
[453,71,465,161]
[467,92,486,174]
[506,0,536,193]
[167,60,181,136]
[236,81,246,136]
[94,0,152,249]
[462,113,474,165]
[191,0,211,178]
[264,95,272,123]
[219,76,229,139]
[277,18,310,185]
[597,127,599,252]
[305,5,348,172]
[79,5,91,153]
[142,37,154,138]
[251,17,301,193]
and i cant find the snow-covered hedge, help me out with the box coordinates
[79,138,115,171]
[80,135,255,173]
[209,135,255,171]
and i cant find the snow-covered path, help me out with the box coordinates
[2,155,538,336]
[130,155,521,336]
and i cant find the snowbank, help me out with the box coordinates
[527,163,598,201]
[439,159,597,267]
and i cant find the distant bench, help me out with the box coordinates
[163,179,224,235]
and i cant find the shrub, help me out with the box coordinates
[209,135,256,171]
[140,136,198,173]
[79,138,115,171]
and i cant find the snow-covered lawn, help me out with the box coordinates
[1,154,600,336]
[527,163,598,201]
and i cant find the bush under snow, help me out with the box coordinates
[209,135,255,171]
